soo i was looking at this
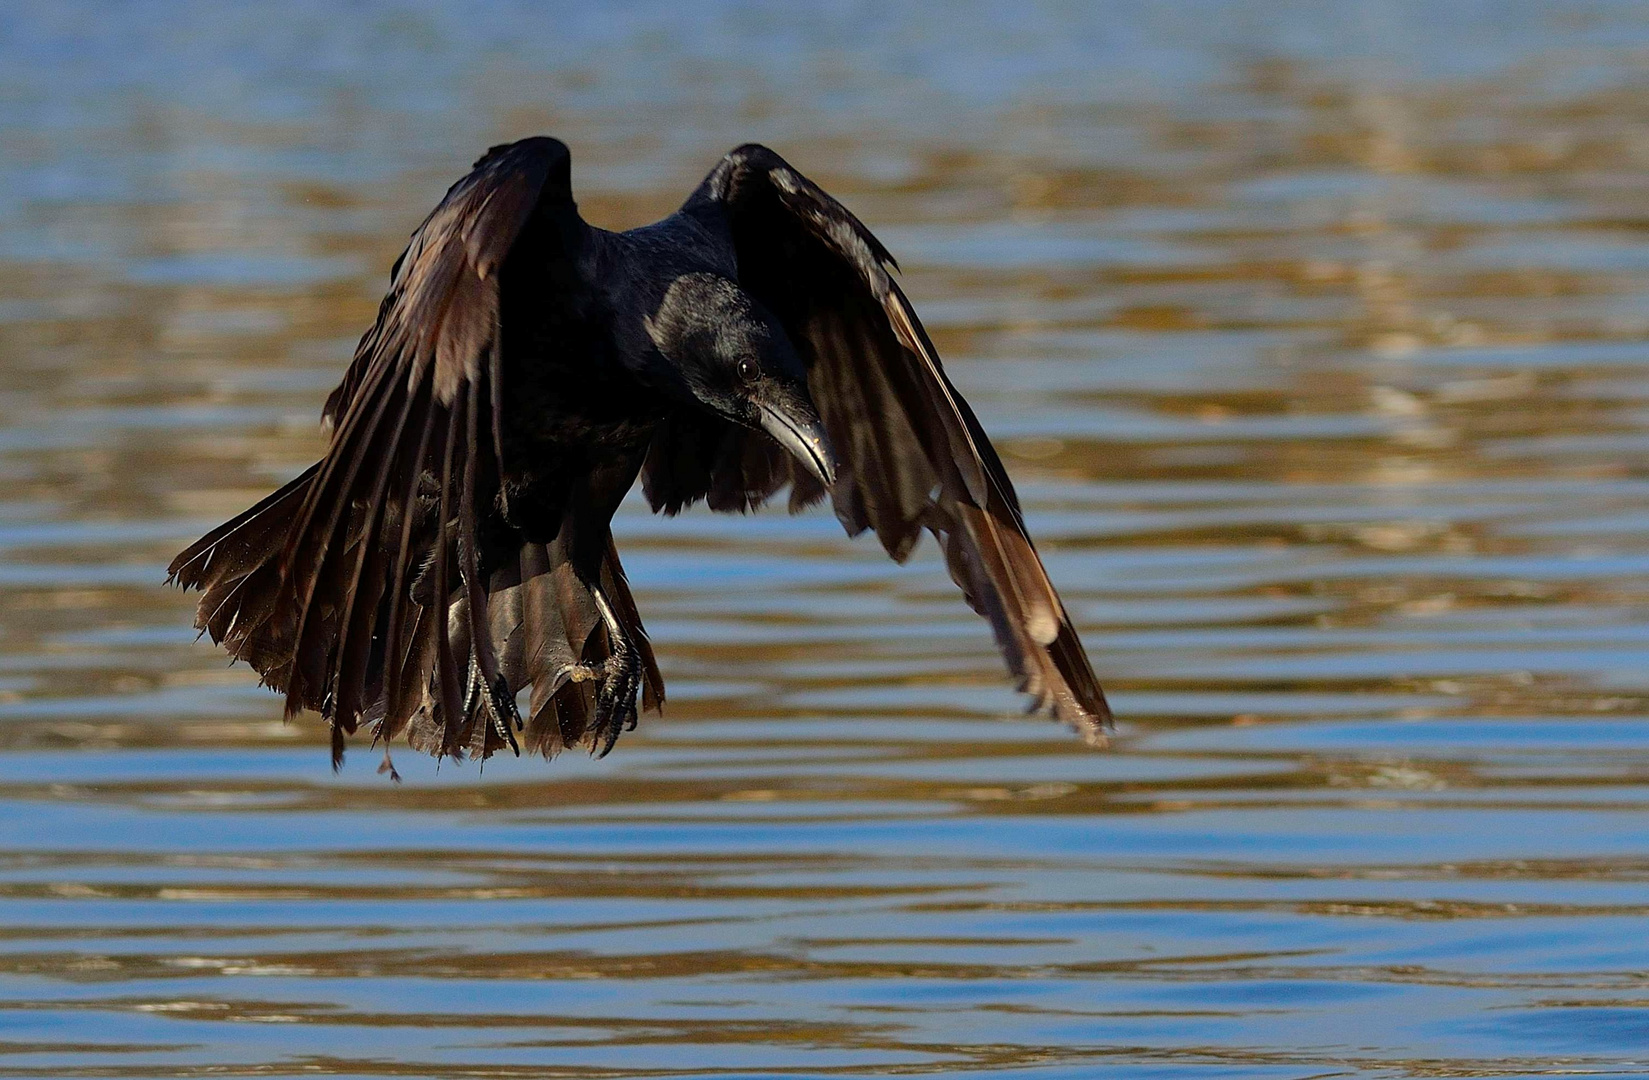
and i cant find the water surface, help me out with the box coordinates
[2,3,1649,1076]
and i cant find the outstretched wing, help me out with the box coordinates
[170,137,599,763]
[680,144,1110,739]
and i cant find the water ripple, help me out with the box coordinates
[3,1,1649,1076]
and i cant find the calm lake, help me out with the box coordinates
[2,2,1648,1076]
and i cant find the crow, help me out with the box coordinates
[168,137,1111,768]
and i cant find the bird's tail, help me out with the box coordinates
[167,465,319,680]
[168,472,663,764]
[395,532,665,761]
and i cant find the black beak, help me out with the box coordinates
[755,388,838,488]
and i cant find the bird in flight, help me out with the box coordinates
[169,137,1110,768]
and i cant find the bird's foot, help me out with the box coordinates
[485,673,522,755]
[465,654,523,756]
[549,653,639,755]
[591,647,641,758]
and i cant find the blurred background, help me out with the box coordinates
[3,1,1649,1075]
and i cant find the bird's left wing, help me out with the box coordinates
[679,145,1111,740]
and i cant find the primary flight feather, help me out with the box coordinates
[169,137,1111,767]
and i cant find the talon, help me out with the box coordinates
[488,673,522,756]
[585,582,643,757]
[591,649,641,757]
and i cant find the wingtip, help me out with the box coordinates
[1060,702,1113,749]
[165,547,206,590]
[1043,687,1113,749]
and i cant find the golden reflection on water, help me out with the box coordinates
[3,3,1649,1076]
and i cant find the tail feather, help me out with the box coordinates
[171,475,663,764]
[167,465,318,680]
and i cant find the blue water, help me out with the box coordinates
[1,2,1648,1076]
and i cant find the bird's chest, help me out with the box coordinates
[501,321,668,454]
[505,369,663,464]
[492,380,661,544]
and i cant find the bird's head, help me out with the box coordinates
[644,272,838,487]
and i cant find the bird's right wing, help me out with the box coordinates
[170,137,595,762]
[683,145,1110,740]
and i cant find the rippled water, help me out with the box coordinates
[4,2,1649,1076]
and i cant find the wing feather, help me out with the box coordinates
[169,136,623,764]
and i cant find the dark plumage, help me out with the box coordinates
[169,137,1111,768]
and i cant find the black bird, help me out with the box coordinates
[169,137,1110,767]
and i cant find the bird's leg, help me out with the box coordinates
[588,584,641,757]
[462,643,521,755]
[482,667,522,757]
[454,530,523,755]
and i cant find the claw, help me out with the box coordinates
[463,645,523,757]
[592,650,640,758]
[487,673,522,756]
[584,582,643,757]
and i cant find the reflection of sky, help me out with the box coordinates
[6,1,1649,272]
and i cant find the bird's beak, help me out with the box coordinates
[756,389,838,488]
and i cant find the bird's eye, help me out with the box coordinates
[737,358,759,383]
